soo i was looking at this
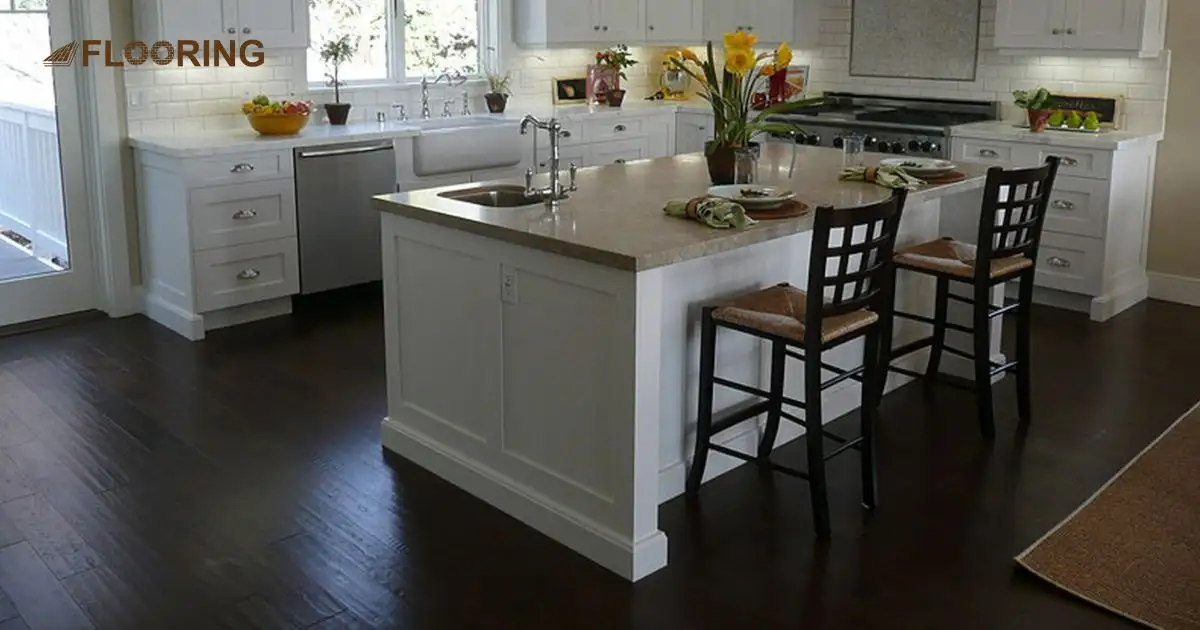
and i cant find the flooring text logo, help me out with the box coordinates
[44,40,266,68]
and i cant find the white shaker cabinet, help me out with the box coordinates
[675,111,713,155]
[704,0,822,47]
[646,0,703,44]
[134,0,309,49]
[995,0,1166,57]
[516,0,646,45]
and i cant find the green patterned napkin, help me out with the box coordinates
[664,196,758,229]
[839,166,926,190]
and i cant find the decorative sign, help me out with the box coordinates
[1046,94,1122,127]
[552,76,588,105]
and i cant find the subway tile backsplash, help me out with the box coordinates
[124,0,1170,137]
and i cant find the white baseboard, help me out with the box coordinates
[142,293,204,340]
[1148,272,1200,308]
[381,418,669,582]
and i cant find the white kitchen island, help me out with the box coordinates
[372,144,995,581]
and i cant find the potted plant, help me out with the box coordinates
[484,66,512,114]
[1013,87,1054,133]
[320,34,357,125]
[595,45,638,107]
[668,34,823,184]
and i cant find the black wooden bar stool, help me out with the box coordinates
[686,190,908,537]
[884,156,1061,439]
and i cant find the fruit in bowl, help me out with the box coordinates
[242,95,313,136]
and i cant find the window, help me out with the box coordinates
[307,0,485,87]
[0,0,53,110]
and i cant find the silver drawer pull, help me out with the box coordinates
[614,124,627,132]
[614,158,627,164]
[236,268,261,281]
[1058,156,1079,167]
[978,149,999,158]
[1047,256,1072,269]
[232,209,258,220]
[1051,199,1075,210]
[230,163,255,173]
[559,130,572,139]
[1052,28,1062,35]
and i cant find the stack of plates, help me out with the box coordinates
[879,157,957,178]
[707,185,795,210]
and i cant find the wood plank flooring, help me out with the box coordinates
[0,286,1196,629]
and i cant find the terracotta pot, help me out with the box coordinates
[607,89,627,107]
[324,102,352,126]
[484,93,508,114]
[1027,109,1051,133]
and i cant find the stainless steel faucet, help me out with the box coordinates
[520,114,577,208]
[421,73,454,119]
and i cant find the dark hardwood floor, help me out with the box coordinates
[0,287,1195,630]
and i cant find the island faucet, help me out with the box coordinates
[520,114,577,209]
[420,72,455,119]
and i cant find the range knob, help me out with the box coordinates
[908,139,922,153]
[864,136,879,148]
[922,141,941,154]
[832,136,844,149]
[876,142,891,154]
[891,141,907,154]
[806,134,822,146]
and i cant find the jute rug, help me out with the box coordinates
[1016,401,1200,629]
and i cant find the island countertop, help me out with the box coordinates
[372,144,992,271]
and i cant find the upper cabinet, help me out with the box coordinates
[646,0,703,44]
[134,0,310,49]
[995,0,1166,57]
[703,0,820,47]
[517,0,645,45]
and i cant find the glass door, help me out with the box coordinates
[0,0,96,326]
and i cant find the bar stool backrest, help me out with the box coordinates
[806,189,909,339]
[975,156,1062,279]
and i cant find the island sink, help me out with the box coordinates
[437,185,541,208]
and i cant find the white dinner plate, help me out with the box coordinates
[879,157,956,176]
[707,185,795,210]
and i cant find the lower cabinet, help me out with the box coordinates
[591,138,651,165]
[676,111,713,155]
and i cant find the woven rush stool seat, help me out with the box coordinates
[895,237,1034,280]
[712,284,880,344]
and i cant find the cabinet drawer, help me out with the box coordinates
[1041,176,1109,238]
[536,120,584,148]
[190,150,293,186]
[590,138,651,165]
[584,117,652,142]
[1034,232,1104,296]
[953,139,1025,166]
[1036,147,1112,180]
[194,238,300,313]
[536,150,588,172]
[189,180,297,251]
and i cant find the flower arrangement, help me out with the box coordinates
[668,33,822,151]
[595,44,638,81]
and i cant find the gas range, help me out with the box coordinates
[766,92,1001,158]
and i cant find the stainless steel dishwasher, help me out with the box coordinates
[294,140,397,295]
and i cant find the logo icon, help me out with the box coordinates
[43,41,79,67]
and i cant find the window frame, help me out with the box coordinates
[308,0,497,90]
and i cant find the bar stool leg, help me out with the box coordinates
[924,277,951,389]
[757,341,787,462]
[686,309,719,496]
[972,282,997,440]
[1015,270,1035,425]
[860,327,881,510]
[804,350,831,537]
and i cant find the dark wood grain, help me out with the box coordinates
[0,288,1193,630]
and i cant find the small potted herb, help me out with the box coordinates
[595,45,638,107]
[320,34,357,125]
[483,65,512,114]
[1013,87,1054,133]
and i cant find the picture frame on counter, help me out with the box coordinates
[552,76,588,105]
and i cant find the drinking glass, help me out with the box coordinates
[733,147,759,185]
[842,134,865,168]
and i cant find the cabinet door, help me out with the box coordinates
[647,0,702,44]
[235,0,310,48]
[591,138,651,165]
[1064,0,1142,50]
[599,0,645,42]
[750,0,794,44]
[547,0,601,43]
[995,0,1068,48]
[676,113,712,155]
[157,0,234,41]
[702,0,741,40]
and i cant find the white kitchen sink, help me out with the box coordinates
[411,116,522,177]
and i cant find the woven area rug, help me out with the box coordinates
[1016,401,1200,629]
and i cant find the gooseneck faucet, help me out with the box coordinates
[520,114,577,209]
[421,72,455,120]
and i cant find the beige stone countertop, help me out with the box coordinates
[373,144,992,272]
[952,121,1164,151]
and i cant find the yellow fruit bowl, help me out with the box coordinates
[246,113,311,136]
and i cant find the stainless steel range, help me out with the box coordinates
[766,92,1001,159]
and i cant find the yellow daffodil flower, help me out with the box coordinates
[723,31,759,51]
[681,48,701,64]
[775,42,793,69]
[724,47,756,76]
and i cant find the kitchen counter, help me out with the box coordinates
[375,142,1003,583]
[373,143,992,271]
[952,121,1164,150]
[128,101,706,159]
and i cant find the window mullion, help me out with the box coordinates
[393,0,406,82]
